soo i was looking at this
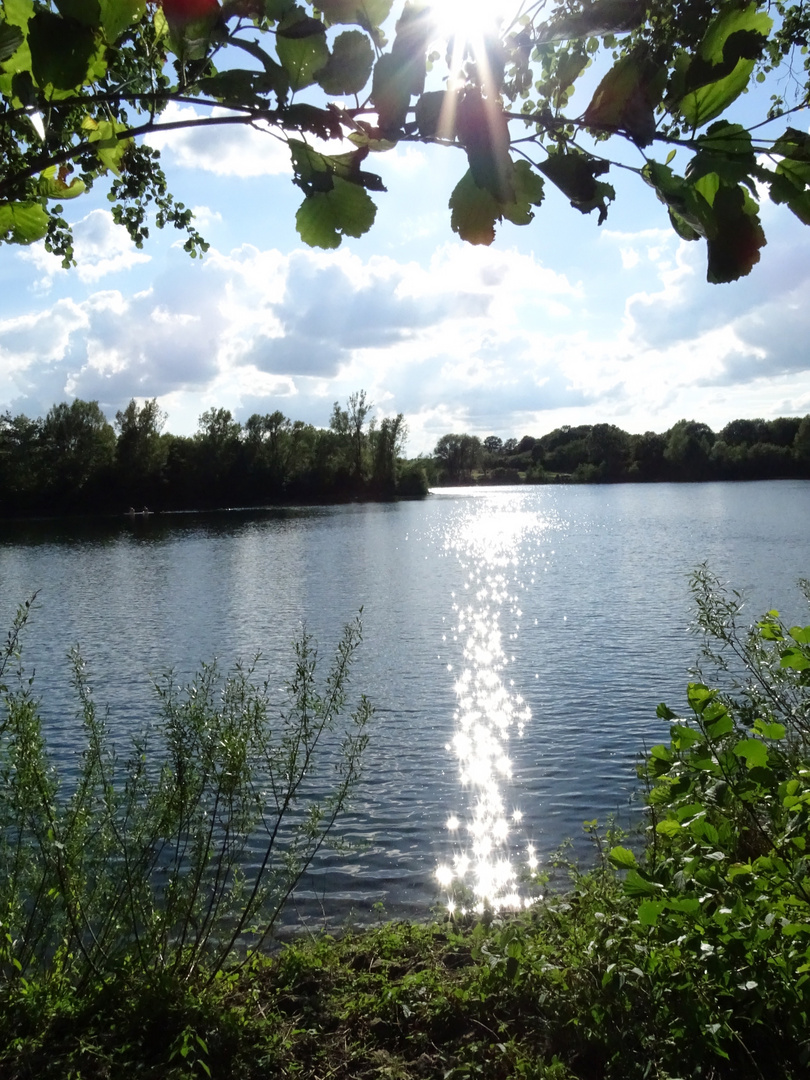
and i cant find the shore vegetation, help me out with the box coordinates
[432,415,810,485]
[0,390,428,517]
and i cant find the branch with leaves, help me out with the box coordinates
[1,0,809,280]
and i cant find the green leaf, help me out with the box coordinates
[675,802,706,823]
[727,862,753,879]
[655,819,682,837]
[668,897,701,916]
[289,138,384,194]
[656,702,677,720]
[295,175,376,248]
[317,0,392,30]
[696,120,754,157]
[456,88,513,202]
[0,200,49,243]
[448,158,542,241]
[538,0,646,42]
[704,183,765,282]
[643,157,713,237]
[670,725,701,750]
[687,683,716,714]
[449,169,499,245]
[583,48,663,146]
[264,0,296,19]
[678,4,772,127]
[315,29,373,95]
[700,4,771,67]
[0,20,24,61]
[283,103,343,140]
[638,900,665,925]
[680,58,755,127]
[733,738,768,770]
[689,818,719,844]
[414,89,447,138]
[687,150,756,192]
[753,719,786,741]
[370,2,430,135]
[705,713,733,739]
[37,166,86,200]
[276,8,328,91]
[228,37,290,101]
[624,869,663,898]
[2,0,34,26]
[84,117,130,174]
[538,151,614,224]
[371,50,412,135]
[28,11,99,89]
[790,626,810,645]
[608,845,637,869]
[780,647,810,671]
[99,0,146,42]
[54,0,101,29]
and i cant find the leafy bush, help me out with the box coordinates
[0,597,371,994]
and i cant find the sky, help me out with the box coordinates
[2,5,810,455]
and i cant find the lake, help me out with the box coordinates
[1,481,808,927]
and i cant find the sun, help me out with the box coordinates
[425,0,525,85]
[426,0,524,44]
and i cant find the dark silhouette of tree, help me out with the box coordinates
[434,433,483,481]
[41,400,116,508]
[664,420,716,481]
[115,398,168,506]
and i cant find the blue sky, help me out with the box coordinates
[2,7,810,455]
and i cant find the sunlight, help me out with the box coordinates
[427,0,520,43]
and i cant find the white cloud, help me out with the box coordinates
[4,200,810,453]
[190,204,223,228]
[148,103,293,177]
[18,210,151,287]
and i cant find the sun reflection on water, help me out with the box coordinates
[436,496,553,914]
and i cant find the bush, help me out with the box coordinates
[0,598,372,993]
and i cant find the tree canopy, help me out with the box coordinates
[1,0,810,280]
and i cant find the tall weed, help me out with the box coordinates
[0,598,371,992]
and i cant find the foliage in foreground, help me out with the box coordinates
[4,0,810,280]
[2,568,810,1079]
[0,597,372,993]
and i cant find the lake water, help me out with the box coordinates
[1,481,809,927]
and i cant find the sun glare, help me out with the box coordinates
[427,0,522,47]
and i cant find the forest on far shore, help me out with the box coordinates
[0,392,428,517]
[432,416,810,486]
[2,401,810,518]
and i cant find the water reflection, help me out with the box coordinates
[435,495,550,913]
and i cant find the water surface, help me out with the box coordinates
[1,482,808,924]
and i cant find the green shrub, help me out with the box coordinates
[0,597,372,993]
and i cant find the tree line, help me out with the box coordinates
[432,417,810,485]
[0,392,428,517]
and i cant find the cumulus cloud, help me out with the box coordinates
[618,209,810,400]
[4,199,810,453]
[190,205,223,228]
[147,103,298,177]
[19,210,151,287]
